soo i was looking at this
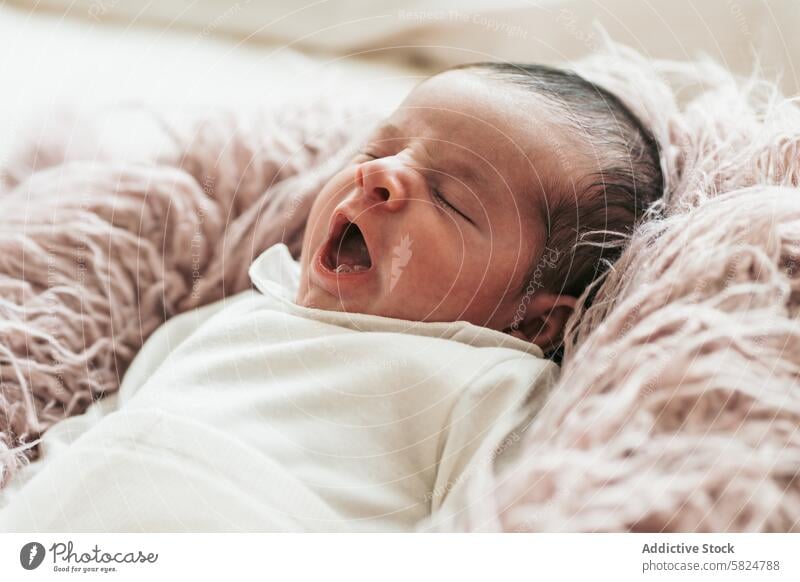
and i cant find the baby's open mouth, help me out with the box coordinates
[323,217,372,274]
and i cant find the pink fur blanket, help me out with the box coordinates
[0,97,376,486]
[2,46,799,532]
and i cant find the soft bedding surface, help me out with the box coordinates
[1,40,800,531]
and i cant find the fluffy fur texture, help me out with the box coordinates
[2,44,800,532]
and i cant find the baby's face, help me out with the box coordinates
[297,70,575,333]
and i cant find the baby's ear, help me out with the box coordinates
[504,292,577,351]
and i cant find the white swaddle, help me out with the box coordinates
[0,244,558,531]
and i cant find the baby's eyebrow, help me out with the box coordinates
[421,139,488,192]
[372,122,403,143]
[374,122,491,193]
[445,156,486,190]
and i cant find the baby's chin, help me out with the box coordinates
[295,270,376,314]
[296,275,417,320]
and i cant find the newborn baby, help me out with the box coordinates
[0,63,662,533]
[298,62,662,353]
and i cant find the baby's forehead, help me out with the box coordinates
[375,70,589,211]
[388,70,566,163]
[386,80,555,177]
[394,71,517,133]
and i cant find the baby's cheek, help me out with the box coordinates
[457,255,520,310]
[381,223,475,311]
[431,264,486,315]
[390,253,457,302]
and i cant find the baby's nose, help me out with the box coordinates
[356,159,419,212]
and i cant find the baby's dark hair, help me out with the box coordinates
[452,62,664,305]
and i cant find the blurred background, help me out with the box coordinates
[1,0,798,160]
